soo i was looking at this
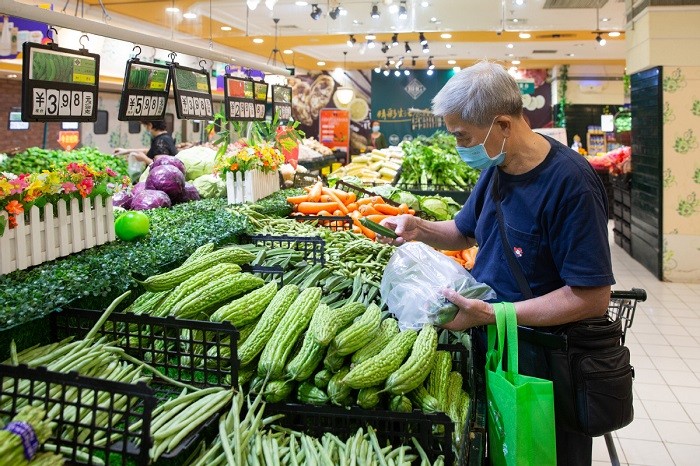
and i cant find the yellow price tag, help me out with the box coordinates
[321,166,331,176]
[196,82,209,91]
[73,73,95,84]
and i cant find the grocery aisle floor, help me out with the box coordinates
[592,224,700,465]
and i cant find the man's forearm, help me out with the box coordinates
[514,285,610,327]
[415,219,475,250]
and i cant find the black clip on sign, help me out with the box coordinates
[118,46,172,121]
[170,57,214,120]
[21,32,100,122]
[272,85,292,122]
[224,75,255,122]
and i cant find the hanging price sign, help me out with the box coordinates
[224,76,255,121]
[171,63,213,120]
[254,81,269,120]
[272,85,292,122]
[21,41,100,122]
[118,59,171,121]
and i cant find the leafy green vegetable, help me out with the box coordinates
[419,196,451,221]
[0,147,129,177]
[247,188,304,218]
[389,191,420,210]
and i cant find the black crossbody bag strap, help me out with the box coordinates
[491,170,567,350]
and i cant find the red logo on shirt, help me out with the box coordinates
[513,247,523,258]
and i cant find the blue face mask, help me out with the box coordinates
[456,120,507,170]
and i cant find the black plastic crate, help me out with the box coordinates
[0,363,155,466]
[293,215,353,232]
[394,183,472,206]
[241,264,285,285]
[51,308,239,388]
[248,234,325,266]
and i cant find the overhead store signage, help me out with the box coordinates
[118,58,171,121]
[517,79,535,95]
[171,63,213,120]
[57,130,80,150]
[224,77,267,121]
[21,41,100,122]
[272,85,292,121]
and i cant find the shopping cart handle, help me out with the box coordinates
[610,288,647,302]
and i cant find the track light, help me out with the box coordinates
[381,42,389,54]
[595,33,606,46]
[310,4,322,20]
[383,69,390,76]
[404,69,410,76]
[347,35,356,47]
[419,32,427,45]
[374,66,381,73]
[399,1,408,20]
[392,34,399,47]
[385,58,390,67]
[427,69,434,76]
[396,58,403,68]
[422,43,430,53]
[428,57,435,70]
[394,70,401,77]
[371,3,380,19]
[405,42,412,53]
[412,57,417,67]
[367,39,376,49]
[329,6,340,19]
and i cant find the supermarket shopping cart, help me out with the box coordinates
[605,288,647,466]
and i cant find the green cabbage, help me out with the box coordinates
[389,191,420,210]
[192,174,226,199]
[419,196,451,221]
[175,146,217,181]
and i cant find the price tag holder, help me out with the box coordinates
[21,41,100,122]
[224,76,255,121]
[272,85,292,122]
[171,63,213,120]
[118,59,171,121]
[254,81,269,121]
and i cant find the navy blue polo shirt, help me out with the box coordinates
[454,134,615,302]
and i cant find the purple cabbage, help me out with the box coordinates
[112,190,133,209]
[131,181,146,197]
[180,183,201,202]
[131,189,172,210]
[151,155,187,176]
[146,165,185,200]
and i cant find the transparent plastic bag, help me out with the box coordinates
[127,153,146,181]
[380,242,497,330]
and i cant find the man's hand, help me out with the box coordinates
[377,214,422,245]
[439,289,495,330]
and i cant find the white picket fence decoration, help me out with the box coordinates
[226,170,280,205]
[0,196,116,275]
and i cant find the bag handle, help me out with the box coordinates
[488,302,507,371]
[490,302,520,375]
[503,302,519,375]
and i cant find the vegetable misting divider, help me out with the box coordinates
[0,196,115,275]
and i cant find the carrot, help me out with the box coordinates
[346,203,358,212]
[352,225,362,233]
[358,204,381,216]
[349,210,361,220]
[353,218,377,240]
[355,197,376,206]
[308,182,323,202]
[333,209,343,216]
[407,209,415,215]
[374,203,401,216]
[323,187,353,204]
[320,194,332,203]
[365,214,390,224]
[322,190,350,215]
[286,194,309,204]
[297,202,342,215]
[398,203,410,214]
[317,210,331,216]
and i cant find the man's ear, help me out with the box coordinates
[495,116,512,138]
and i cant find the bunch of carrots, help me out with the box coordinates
[287,181,415,240]
[440,246,478,270]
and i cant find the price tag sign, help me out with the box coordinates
[254,82,269,121]
[118,59,171,121]
[272,85,292,122]
[224,76,255,121]
[21,42,100,122]
[171,64,213,120]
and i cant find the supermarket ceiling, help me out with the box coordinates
[35,0,629,70]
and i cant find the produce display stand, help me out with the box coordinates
[294,215,353,232]
[248,234,326,266]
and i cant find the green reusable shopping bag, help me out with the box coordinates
[486,303,556,466]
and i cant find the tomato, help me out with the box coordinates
[114,211,150,241]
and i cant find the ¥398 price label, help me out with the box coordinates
[21,42,100,122]
[171,64,213,120]
[118,59,171,121]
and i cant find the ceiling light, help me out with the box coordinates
[440,33,452,39]
[392,34,399,47]
[367,39,376,49]
[430,17,437,23]
[385,58,391,66]
[398,1,408,19]
[339,7,348,16]
[371,3,380,19]
[221,26,232,31]
[453,66,461,72]
[335,67,343,73]
[421,1,429,7]
[389,4,399,14]
[353,19,360,24]
[283,49,294,54]
[394,70,401,77]
[383,69,390,76]
[166,7,179,13]
[518,32,531,39]
[405,42,412,53]
[427,69,434,76]
[567,53,575,57]
[381,42,389,53]
[507,43,514,49]
[419,33,427,45]
[183,12,197,19]
[512,59,521,65]
[347,35,356,47]
[601,17,610,22]
[422,43,430,53]
[428,57,434,70]
[512,18,519,23]
[515,0,525,5]
[411,57,417,66]
[253,38,264,44]
[389,59,395,65]
[596,34,607,46]
[329,6,341,20]
[247,0,261,9]
[507,53,514,57]
[608,31,621,37]
[8,74,17,78]
[317,61,326,66]
[295,0,308,5]
[404,69,410,76]
[445,43,452,49]
[366,34,376,40]
[265,0,278,10]
[374,66,381,73]
[447,59,456,65]
[396,58,403,68]
[335,85,353,105]
[310,4,322,20]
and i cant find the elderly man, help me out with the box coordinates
[381,61,614,465]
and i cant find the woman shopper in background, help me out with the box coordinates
[369,120,388,150]
[114,120,178,165]
[379,61,615,466]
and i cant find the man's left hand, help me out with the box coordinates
[439,289,495,330]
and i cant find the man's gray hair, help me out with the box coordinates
[432,61,523,127]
